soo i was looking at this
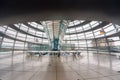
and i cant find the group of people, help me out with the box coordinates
[28,51,81,57]
[72,52,81,56]
[57,52,81,57]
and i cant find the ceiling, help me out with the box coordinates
[0,0,120,25]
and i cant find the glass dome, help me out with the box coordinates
[0,20,120,54]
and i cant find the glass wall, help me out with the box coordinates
[0,20,120,53]
[0,20,120,71]
[0,22,49,56]
[64,20,120,53]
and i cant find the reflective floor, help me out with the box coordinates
[0,51,120,80]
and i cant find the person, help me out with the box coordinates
[39,52,42,57]
[73,52,76,56]
[58,52,60,57]
[77,52,81,56]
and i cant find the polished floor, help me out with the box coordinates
[0,51,120,80]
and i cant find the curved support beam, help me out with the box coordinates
[0,31,47,45]
[66,21,109,35]
[8,24,47,39]
[23,23,44,32]
[68,21,91,29]
[64,30,120,41]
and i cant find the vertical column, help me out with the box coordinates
[89,22,100,66]
[23,24,29,63]
[81,23,89,64]
[73,21,80,51]
[11,24,20,65]
[0,26,8,49]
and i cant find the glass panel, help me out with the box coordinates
[36,31,43,36]
[83,24,90,30]
[17,33,26,40]
[43,39,48,43]
[26,35,34,42]
[91,22,99,28]
[76,27,82,32]
[105,29,116,36]
[0,26,6,32]
[28,22,44,30]
[6,27,17,38]
[20,24,28,31]
[14,41,24,49]
[108,37,119,41]
[73,20,80,25]
[68,22,74,27]
[28,28,36,35]
[69,28,75,32]
[104,25,114,32]
[2,38,14,48]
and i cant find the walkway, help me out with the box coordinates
[0,52,120,80]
